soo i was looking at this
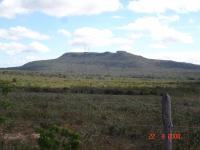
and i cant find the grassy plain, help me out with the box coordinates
[0,71,200,150]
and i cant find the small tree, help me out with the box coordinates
[0,81,13,96]
[0,81,13,124]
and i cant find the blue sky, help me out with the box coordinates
[0,0,200,67]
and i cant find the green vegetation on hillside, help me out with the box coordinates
[6,51,200,78]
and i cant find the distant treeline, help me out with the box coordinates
[15,85,199,96]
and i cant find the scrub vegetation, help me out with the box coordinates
[0,71,200,149]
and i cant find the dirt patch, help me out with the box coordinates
[1,133,40,142]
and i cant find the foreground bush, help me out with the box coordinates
[36,125,80,150]
[0,81,14,96]
[0,81,14,125]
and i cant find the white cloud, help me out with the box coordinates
[0,54,50,68]
[0,42,26,55]
[0,26,50,41]
[0,41,49,55]
[58,29,71,37]
[0,0,29,18]
[70,48,86,53]
[70,27,133,49]
[0,0,122,18]
[29,42,49,53]
[112,15,124,19]
[130,33,144,39]
[145,51,200,65]
[150,43,167,49]
[189,18,195,24]
[157,15,180,24]
[24,55,49,63]
[70,27,113,47]
[112,37,133,47]
[128,0,200,14]
[119,16,193,46]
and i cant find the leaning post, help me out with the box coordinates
[161,93,173,150]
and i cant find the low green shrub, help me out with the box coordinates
[0,81,13,96]
[36,125,80,150]
[0,116,7,124]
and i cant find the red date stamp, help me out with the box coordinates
[148,133,156,140]
[148,132,181,140]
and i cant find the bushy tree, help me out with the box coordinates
[0,81,13,124]
[0,81,13,96]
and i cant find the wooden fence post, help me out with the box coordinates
[162,93,173,150]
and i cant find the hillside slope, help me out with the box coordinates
[6,51,200,78]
